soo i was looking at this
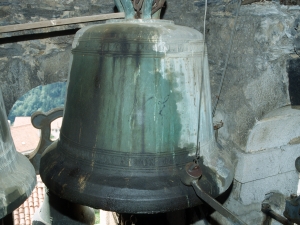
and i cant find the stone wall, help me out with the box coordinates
[207,2,299,153]
[0,0,118,115]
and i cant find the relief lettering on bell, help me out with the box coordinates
[0,88,36,219]
[40,0,234,214]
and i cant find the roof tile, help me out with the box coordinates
[13,175,45,225]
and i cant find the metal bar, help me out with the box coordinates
[241,0,272,5]
[191,180,248,225]
[120,0,135,18]
[141,0,154,19]
[114,0,125,12]
[241,0,260,5]
[25,108,64,174]
[262,215,272,225]
[0,12,125,34]
[261,203,294,225]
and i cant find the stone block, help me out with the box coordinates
[281,144,300,171]
[209,192,286,225]
[246,106,300,153]
[235,144,300,183]
[236,171,298,205]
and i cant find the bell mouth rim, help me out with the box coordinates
[106,19,174,25]
[0,152,36,218]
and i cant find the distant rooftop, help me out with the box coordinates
[10,122,39,154]
[13,117,32,127]
[10,116,62,153]
[10,116,62,225]
[13,175,44,225]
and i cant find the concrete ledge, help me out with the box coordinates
[236,171,298,205]
[235,144,300,183]
[246,105,300,153]
[209,191,286,225]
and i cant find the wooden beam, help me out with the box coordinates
[0,12,125,34]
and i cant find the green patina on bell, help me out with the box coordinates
[0,88,36,219]
[40,0,234,214]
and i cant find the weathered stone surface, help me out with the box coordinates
[209,191,287,225]
[0,33,74,113]
[235,146,299,184]
[216,105,300,224]
[246,105,300,152]
[0,0,119,114]
[239,171,297,210]
[200,153,297,223]
[208,3,298,152]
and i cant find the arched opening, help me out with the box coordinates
[6,82,67,225]
[8,82,66,154]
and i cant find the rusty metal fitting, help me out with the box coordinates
[290,194,298,199]
[181,162,202,186]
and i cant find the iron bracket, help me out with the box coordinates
[181,162,248,225]
[283,194,300,225]
[261,203,294,225]
[25,107,64,174]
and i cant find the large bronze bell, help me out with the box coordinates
[0,88,36,218]
[40,0,234,214]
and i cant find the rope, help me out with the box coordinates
[195,0,208,159]
[212,0,242,117]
